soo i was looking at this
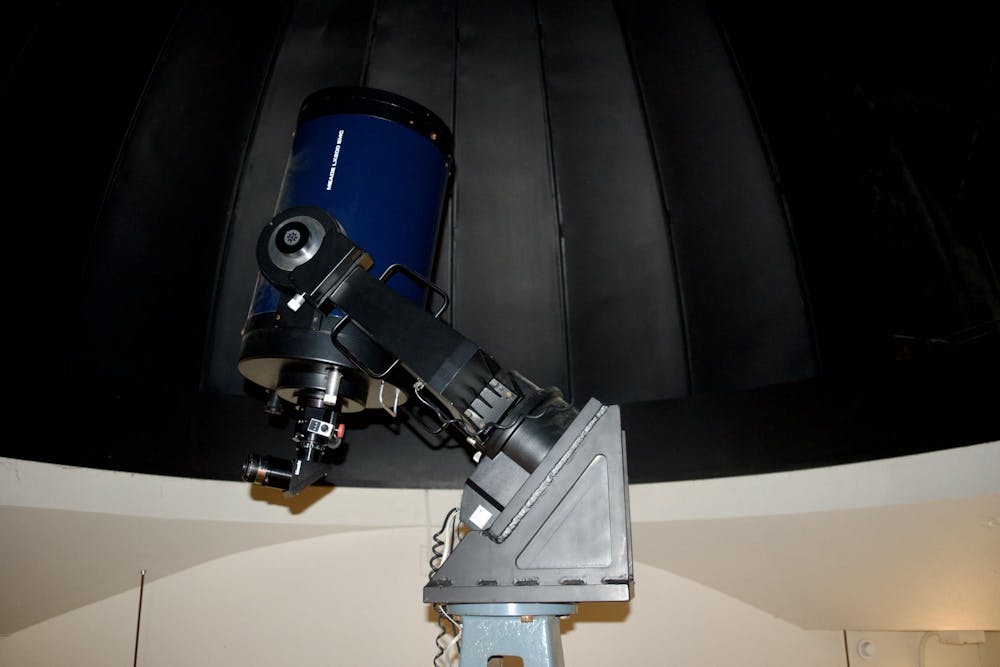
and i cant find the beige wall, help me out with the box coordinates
[1,527,844,666]
[2,439,999,666]
[845,631,1000,667]
[3,527,998,666]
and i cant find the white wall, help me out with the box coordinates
[845,631,1000,667]
[1,527,844,666]
[3,440,999,666]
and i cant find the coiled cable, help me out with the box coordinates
[433,603,462,667]
[429,507,459,579]
[430,508,461,666]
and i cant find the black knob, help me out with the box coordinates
[275,220,311,254]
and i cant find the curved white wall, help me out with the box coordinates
[0,528,845,666]
[2,440,998,665]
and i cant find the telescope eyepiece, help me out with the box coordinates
[242,453,294,491]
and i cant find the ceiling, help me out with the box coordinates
[1,0,997,486]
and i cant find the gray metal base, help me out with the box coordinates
[448,604,577,667]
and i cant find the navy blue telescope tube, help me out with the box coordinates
[239,87,453,413]
[251,87,452,313]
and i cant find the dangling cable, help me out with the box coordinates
[429,507,459,580]
[434,603,462,667]
[412,382,468,436]
[430,508,462,667]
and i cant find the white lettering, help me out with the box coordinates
[325,129,346,191]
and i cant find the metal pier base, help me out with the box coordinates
[448,603,577,667]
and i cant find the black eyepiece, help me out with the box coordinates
[242,453,294,491]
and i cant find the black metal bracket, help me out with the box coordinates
[425,400,633,604]
[330,263,450,378]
